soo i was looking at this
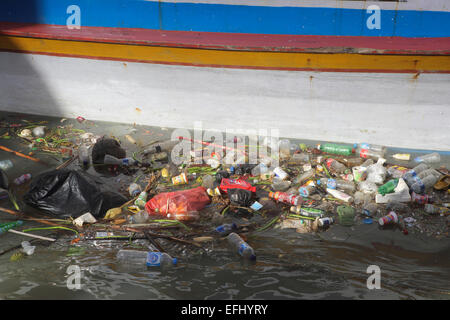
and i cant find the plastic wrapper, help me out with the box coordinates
[145,186,211,217]
[23,169,127,218]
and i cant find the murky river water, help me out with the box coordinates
[0,113,449,300]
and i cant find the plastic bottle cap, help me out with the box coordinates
[172,258,178,265]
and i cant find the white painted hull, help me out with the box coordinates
[0,52,449,151]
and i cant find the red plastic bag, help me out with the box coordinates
[219,178,256,193]
[145,186,211,217]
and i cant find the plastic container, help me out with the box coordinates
[298,181,316,198]
[251,163,268,176]
[317,143,355,156]
[352,166,367,182]
[143,140,180,155]
[134,191,148,208]
[325,159,347,173]
[414,152,441,164]
[116,250,177,267]
[172,173,188,185]
[14,173,32,185]
[378,211,398,226]
[0,160,13,171]
[226,232,256,260]
[318,178,355,193]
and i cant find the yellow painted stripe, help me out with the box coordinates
[1,35,450,72]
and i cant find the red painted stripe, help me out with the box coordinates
[1,47,448,74]
[1,22,449,55]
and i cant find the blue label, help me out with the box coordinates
[326,179,337,189]
[238,243,249,256]
[360,143,370,149]
[250,201,263,211]
[122,158,129,165]
[146,252,161,266]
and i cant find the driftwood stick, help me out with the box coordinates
[8,229,56,241]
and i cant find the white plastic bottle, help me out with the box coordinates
[226,232,256,260]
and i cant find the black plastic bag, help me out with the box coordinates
[23,169,127,218]
[0,169,8,190]
[91,137,126,164]
[228,188,253,207]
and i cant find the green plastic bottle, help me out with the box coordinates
[317,143,355,156]
[378,179,399,195]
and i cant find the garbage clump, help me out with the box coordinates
[0,115,448,269]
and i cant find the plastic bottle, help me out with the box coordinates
[215,223,237,234]
[317,143,355,156]
[343,157,364,168]
[298,180,316,197]
[293,169,315,185]
[269,191,303,206]
[129,183,142,197]
[354,143,387,154]
[392,154,410,161]
[13,174,32,185]
[0,160,13,171]
[104,154,137,166]
[134,191,148,208]
[417,168,441,180]
[324,159,347,174]
[317,178,355,193]
[146,252,178,267]
[424,204,448,215]
[402,163,429,187]
[378,211,398,226]
[377,179,399,195]
[357,148,385,160]
[411,192,433,204]
[414,152,441,164]
[127,210,149,224]
[318,217,334,227]
[360,159,374,168]
[78,144,90,167]
[226,232,256,260]
[0,220,23,235]
[410,173,439,194]
[143,140,180,155]
[271,178,291,191]
[290,206,324,218]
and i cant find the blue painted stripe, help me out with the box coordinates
[1,0,449,37]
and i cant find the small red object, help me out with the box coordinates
[403,228,408,235]
[219,178,256,193]
[76,116,85,123]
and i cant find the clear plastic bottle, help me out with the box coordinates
[293,169,315,185]
[356,148,385,160]
[104,154,137,166]
[354,143,387,154]
[318,178,355,193]
[417,168,441,180]
[146,252,178,267]
[78,144,90,167]
[226,232,256,260]
[143,140,180,155]
[414,152,441,164]
[0,160,13,171]
[298,181,316,197]
[410,173,439,194]
[324,159,347,174]
[402,163,429,186]
[271,178,291,191]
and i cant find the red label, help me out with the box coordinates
[359,149,369,158]
[219,178,256,193]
